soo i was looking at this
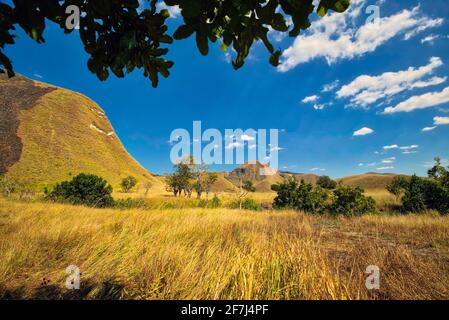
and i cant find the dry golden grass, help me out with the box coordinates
[1,198,449,300]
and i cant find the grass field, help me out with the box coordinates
[1,196,449,300]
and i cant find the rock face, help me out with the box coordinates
[226,161,284,192]
[0,75,159,189]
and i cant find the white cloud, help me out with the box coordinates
[322,80,340,93]
[337,57,446,107]
[240,134,255,141]
[404,16,444,40]
[399,145,419,150]
[156,2,181,18]
[33,73,44,79]
[353,127,374,136]
[381,157,396,164]
[383,86,449,114]
[421,34,440,44]
[421,126,436,132]
[358,163,364,167]
[278,2,443,72]
[225,142,243,149]
[302,95,319,103]
[402,150,418,154]
[383,144,399,150]
[434,116,449,125]
[313,103,328,110]
[310,168,326,172]
[377,166,394,171]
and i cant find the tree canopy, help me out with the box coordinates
[0,0,350,87]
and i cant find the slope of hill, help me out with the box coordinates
[338,173,399,190]
[0,75,160,189]
[210,172,239,193]
[279,172,320,185]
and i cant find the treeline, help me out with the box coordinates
[271,177,375,216]
[165,156,218,199]
[387,157,449,214]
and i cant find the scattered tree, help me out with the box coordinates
[386,158,449,214]
[0,1,350,87]
[143,181,153,196]
[317,175,337,189]
[272,178,376,215]
[236,179,256,210]
[48,173,113,207]
[330,185,376,216]
[272,178,328,214]
[386,176,410,200]
[121,176,138,193]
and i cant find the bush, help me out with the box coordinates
[229,198,261,211]
[113,198,149,210]
[48,173,113,208]
[120,176,137,193]
[317,175,337,190]
[331,185,376,216]
[272,178,328,214]
[209,195,222,208]
[401,175,449,214]
[387,159,449,214]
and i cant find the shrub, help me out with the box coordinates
[272,178,328,214]
[330,185,376,216]
[48,173,113,207]
[209,195,222,208]
[401,175,449,214]
[113,198,149,210]
[120,176,137,193]
[317,175,337,190]
[229,198,261,211]
[386,176,410,199]
[387,160,449,214]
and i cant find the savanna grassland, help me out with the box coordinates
[1,190,449,300]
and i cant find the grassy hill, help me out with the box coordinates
[338,172,401,190]
[0,75,160,190]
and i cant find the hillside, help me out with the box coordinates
[338,173,400,190]
[279,172,321,185]
[0,75,160,189]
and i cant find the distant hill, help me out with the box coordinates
[210,172,238,193]
[338,172,401,190]
[279,171,320,185]
[0,75,160,189]
[226,161,284,192]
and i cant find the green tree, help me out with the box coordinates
[386,158,449,214]
[204,173,218,200]
[165,155,195,197]
[121,176,138,193]
[272,178,328,214]
[330,185,376,216]
[386,176,410,199]
[0,1,350,87]
[48,173,113,207]
[317,175,337,189]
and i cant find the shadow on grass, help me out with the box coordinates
[0,278,125,300]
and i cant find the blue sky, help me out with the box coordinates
[4,0,449,178]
